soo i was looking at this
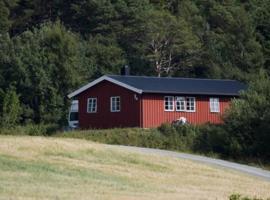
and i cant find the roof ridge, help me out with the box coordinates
[107,74,239,82]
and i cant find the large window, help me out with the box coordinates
[175,97,185,111]
[111,96,121,112]
[164,96,174,111]
[175,96,196,112]
[186,97,196,112]
[87,98,97,113]
[210,98,220,113]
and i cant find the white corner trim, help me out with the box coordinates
[68,75,143,99]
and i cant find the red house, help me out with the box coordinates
[68,75,246,129]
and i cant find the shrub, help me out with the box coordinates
[224,71,270,159]
[0,124,59,136]
[158,123,177,136]
[193,124,230,156]
[229,193,269,200]
[0,88,22,128]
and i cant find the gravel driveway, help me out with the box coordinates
[110,145,270,181]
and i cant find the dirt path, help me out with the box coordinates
[111,145,270,181]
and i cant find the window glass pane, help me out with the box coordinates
[186,97,195,111]
[70,112,78,121]
[87,98,97,113]
[164,96,174,111]
[111,97,120,112]
[176,97,185,111]
[210,98,219,112]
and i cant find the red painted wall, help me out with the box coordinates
[141,94,231,128]
[77,80,141,129]
[77,80,233,129]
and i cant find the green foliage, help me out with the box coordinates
[57,128,168,149]
[0,0,16,34]
[0,21,86,124]
[85,35,126,76]
[57,124,200,152]
[194,124,230,156]
[0,0,270,141]
[229,193,269,200]
[224,71,270,158]
[0,88,21,128]
[143,9,201,76]
[0,124,59,136]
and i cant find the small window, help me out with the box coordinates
[175,97,185,111]
[111,96,121,112]
[87,98,97,113]
[164,96,174,111]
[186,97,195,112]
[210,98,220,113]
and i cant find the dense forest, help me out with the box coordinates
[0,0,270,126]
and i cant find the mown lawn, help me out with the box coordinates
[0,136,269,200]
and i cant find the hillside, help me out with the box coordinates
[0,136,269,200]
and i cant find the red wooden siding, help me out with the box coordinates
[141,94,231,128]
[78,80,141,129]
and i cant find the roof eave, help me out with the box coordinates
[142,90,241,96]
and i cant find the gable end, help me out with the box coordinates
[68,75,143,98]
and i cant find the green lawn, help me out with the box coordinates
[0,136,269,200]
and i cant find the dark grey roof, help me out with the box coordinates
[107,75,246,96]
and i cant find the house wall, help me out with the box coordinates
[141,94,231,128]
[77,80,141,129]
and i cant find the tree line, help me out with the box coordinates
[0,0,270,126]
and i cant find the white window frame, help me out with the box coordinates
[164,96,174,111]
[87,98,97,113]
[175,96,186,111]
[185,97,196,112]
[210,97,220,113]
[110,96,121,112]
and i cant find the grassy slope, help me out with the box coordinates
[0,136,269,200]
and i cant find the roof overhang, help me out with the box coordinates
[142,90,241,96]
[68,75,143,99]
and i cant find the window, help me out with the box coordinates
[210,98,220,113]
[69,112,78,121]
[175,97,185,111]
[111,96,121,112]
[186,97,196,112]
[87,98,97,113]
[164,96,174,111]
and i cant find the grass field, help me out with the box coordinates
[0,136,269,200]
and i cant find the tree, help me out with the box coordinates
[197,0,264,80]
[0,0,16,34]
[0,21,89,124]
[1,87,21,128]
[224,70,270,158]
[85,34,126,76]
[248,0,270,74]
[144,10,201,76]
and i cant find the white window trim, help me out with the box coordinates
[185,97,196,112]
[210,97,220,113]
[110,96,121,112]
[164,96,174,111]
[175,96,186,111]
[87,98,97,113]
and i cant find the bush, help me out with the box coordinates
[193,124,230,156]
[57,124,200,152]
[158,123,177,136]
[224,71,270,159]
[0,124,59,136]
[229,194,269,200]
